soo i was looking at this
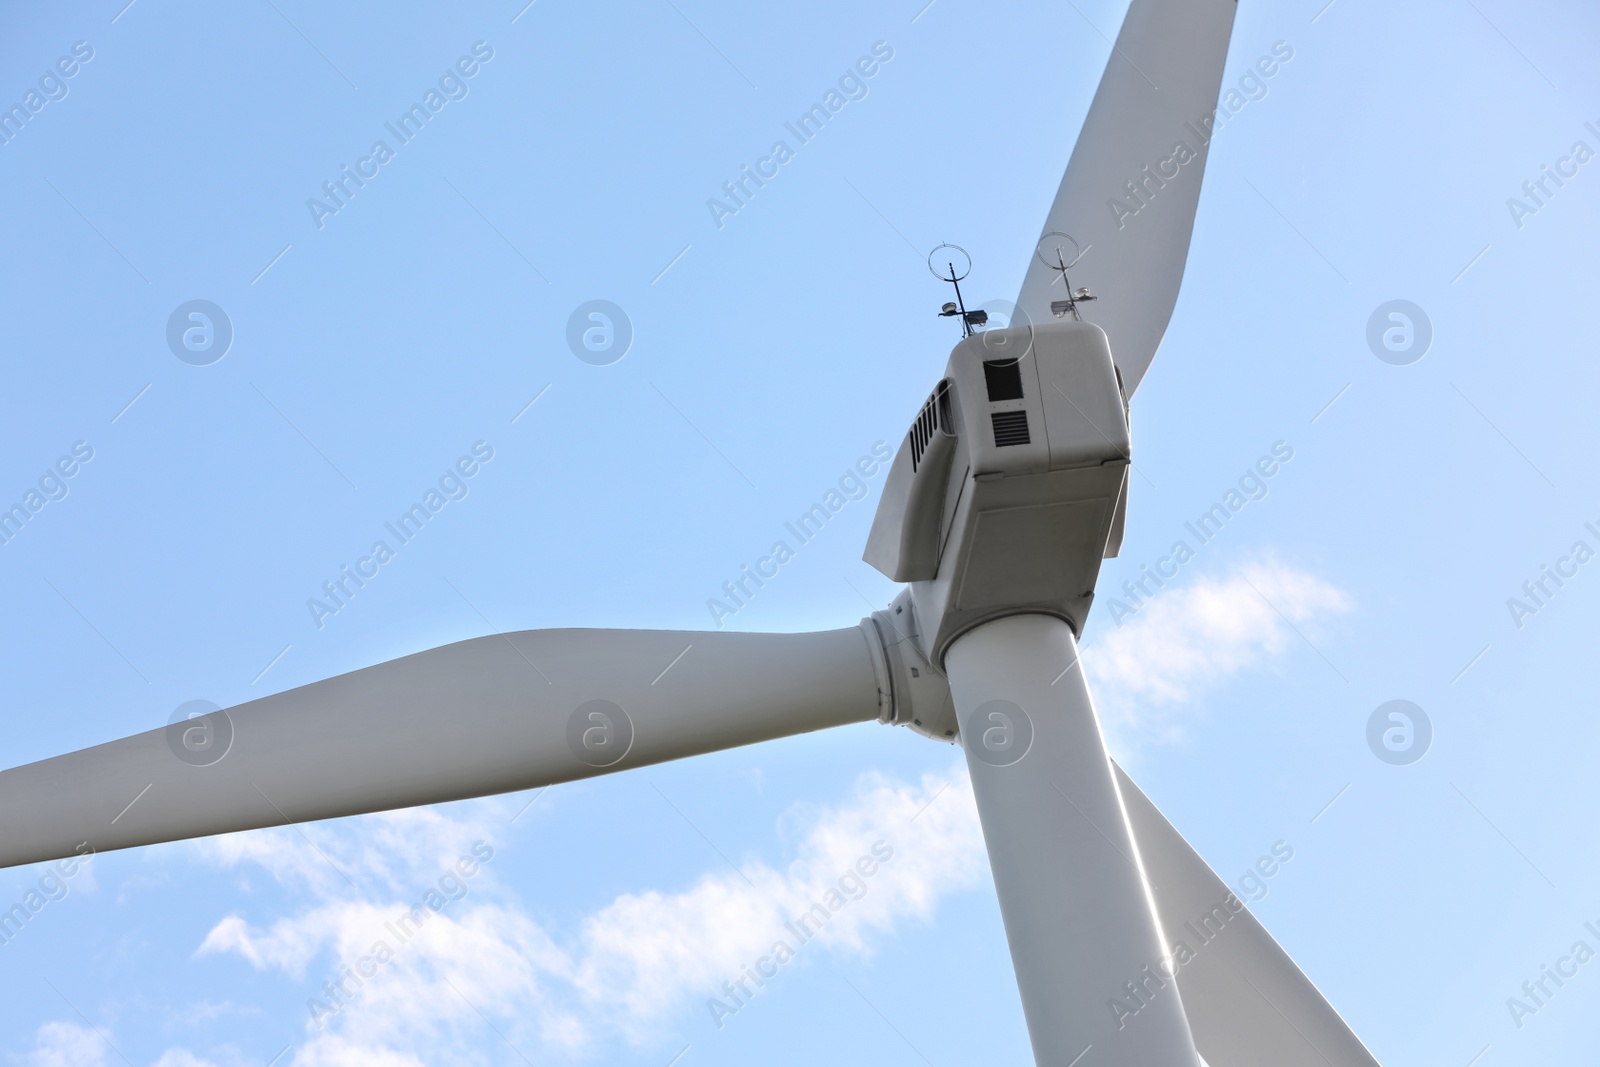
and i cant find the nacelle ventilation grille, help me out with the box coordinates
[910,379,953,472]
[990,410,1031,448]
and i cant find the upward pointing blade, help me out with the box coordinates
[0,626,886,870]
[1016,0,1237,396]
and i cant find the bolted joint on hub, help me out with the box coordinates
[863,591,957,742]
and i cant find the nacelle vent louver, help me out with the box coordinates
[990,410,1031,447]
[910,379,954,472]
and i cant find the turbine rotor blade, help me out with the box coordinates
[1115,764,1384,1067]
[0,625,888,870]
[1016,0,1238,395]
[949,614,1201,1066]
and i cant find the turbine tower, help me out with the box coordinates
[0,2,1382,1063]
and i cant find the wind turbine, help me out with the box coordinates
[0,1,1381,1064]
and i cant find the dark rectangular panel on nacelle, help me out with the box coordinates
[983,359,1026,401]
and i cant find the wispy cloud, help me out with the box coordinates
[21,1022,112,1067]
[1086,561,1351,740]
[191,763,985,1063]
[18,1022,220,1067]
[150,1052,223,1067]
[194,804,502,901]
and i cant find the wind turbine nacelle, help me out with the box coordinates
[864,321,1130,666]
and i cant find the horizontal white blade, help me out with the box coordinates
[1115,764,1383,1067]
[0,626,886,870]
[1016,0,1237,395]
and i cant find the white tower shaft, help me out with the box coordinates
[949,614,1201,1066]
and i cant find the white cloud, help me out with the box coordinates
[149,1052,222,1067]
[17,1024,217,1067]
[574,766,985,1036]
[194,804,501,901]
[1086,561,1351,738]
[19,1023,108,1067]
[267,1037,424,1067]
[192,763,986,1064]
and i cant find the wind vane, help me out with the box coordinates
[1036,230,1096,321]
[928,243,988,338]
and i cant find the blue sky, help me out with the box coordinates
[2,0,1599,1064]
